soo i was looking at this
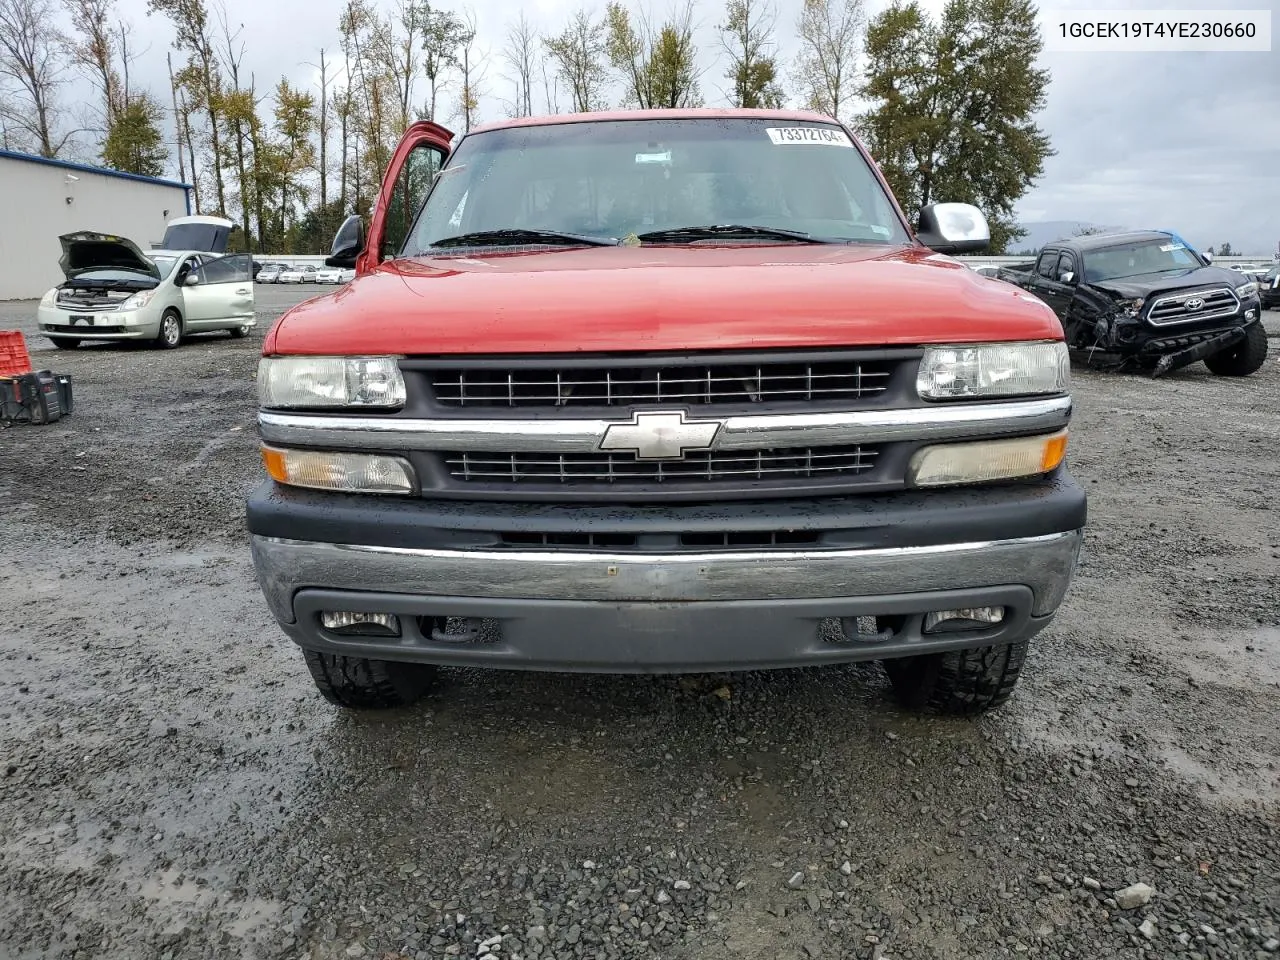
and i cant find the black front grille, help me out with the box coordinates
[429,358,896,408]
[45,323,125,333]
[444,446,879,485]
[495,530,823,550]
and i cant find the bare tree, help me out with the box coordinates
[544,8,609,113]
[175,76,201,208]
[540,58,560,115]
[793,0,865,121]
[115,16,143,106]
[454,9,484,133]
[215,0,256,245]
[720,0,784,108]
[149,0,229,214]
[308,49,332,235]
[385,0,423,131]
[167,50,186,183]
[606,1,702,109]
[501,11,536,117]
[0,0,76,156]
[420,2,467,123]
[64,0,121,127]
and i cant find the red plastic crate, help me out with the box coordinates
[0,330,31,377]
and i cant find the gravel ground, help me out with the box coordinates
[2,288,1279,960]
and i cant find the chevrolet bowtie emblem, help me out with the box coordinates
[599,411,723,460]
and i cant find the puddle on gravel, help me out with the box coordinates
[1182,625,1280,689]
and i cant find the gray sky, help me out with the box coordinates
[54,0,1280,253]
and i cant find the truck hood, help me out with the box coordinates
[59,231,160,281]
[265,245,1064,355]
[1090,265,1248,301]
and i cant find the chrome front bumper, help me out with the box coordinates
[250,530,1083,672]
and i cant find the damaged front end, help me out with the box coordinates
[1071,286,1258,377]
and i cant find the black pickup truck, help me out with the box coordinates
[997,231,1267,376]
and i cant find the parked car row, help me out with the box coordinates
[256,262,355,285]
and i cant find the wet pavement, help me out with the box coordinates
[1,288,1278,960]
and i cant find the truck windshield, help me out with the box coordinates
[405,117,910,252]
[1083,240,1203,282]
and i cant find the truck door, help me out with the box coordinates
[1026,249,1063,315]
[1037,251,1077,319]
[358,121,454,275]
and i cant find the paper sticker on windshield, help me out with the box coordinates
[766,127,853,147]
[1159,242,1186,252]
[635,150,672,164]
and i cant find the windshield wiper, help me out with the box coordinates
[635,224,827,244]
[429,228,618,249]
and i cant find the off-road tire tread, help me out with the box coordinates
[1204,322,1267,377]
[885,640,1028,715]
[301,649,435,709]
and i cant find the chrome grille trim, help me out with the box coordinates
[258,395,1072,454]
[430,360,895,407]
[444,447,879,484]
[1145,287,1239,326]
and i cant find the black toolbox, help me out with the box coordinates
[0,371,71,425]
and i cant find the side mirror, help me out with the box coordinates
[917,202,990,255]
[1059,270,1075,284]
[326,215,365,268]
[1202,251,1214,264]
[184,273,200,286]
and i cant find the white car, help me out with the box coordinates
[37,222,255,349]
[278,265,319,283]
[257,262,289,283]
[314,266,344,284]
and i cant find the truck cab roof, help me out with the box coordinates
[1045,230,1182,252]
[468,107,842,136]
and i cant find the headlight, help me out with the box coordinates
[119,290,157,310]
[262,446,416,494]
[257,356,406,409]
[917,341,1070,400]
[908,431,1068,488]
[1235,282,1257,300]
[40,289,56,306]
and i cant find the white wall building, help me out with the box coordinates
[0,151,191,301]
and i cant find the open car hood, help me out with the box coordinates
[158,215,234,254]
[58,231,160,281]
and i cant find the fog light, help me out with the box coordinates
[923,607,1005,634]
[320,611,401,637]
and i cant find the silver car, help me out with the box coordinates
[37,229,255,349]
[278,265,318,284]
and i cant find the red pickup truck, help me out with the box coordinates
[249,109,1085,715]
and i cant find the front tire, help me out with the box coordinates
[49,337,80,349]
[228,323,251,339]
[301,650,437,709]
[1205,322,1267,376]
[154,310,182,350]
[884,640,1029,715]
